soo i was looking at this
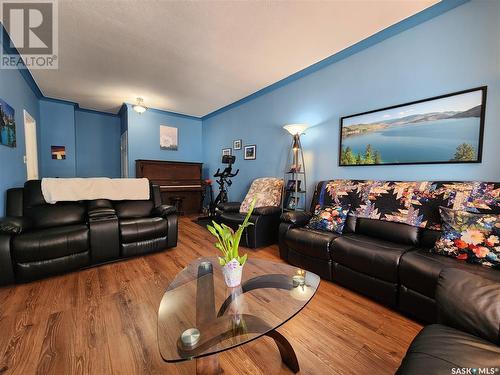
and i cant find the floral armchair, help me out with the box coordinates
[215,177,284,248]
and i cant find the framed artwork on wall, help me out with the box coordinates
[160,125,178,150]
[0,98,16,148]
[233,139,242,150]
[51,146,66,160]
[339,86,487,166]
[222,148,232,156]
[244,145,256,160]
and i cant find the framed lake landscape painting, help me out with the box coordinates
[339,87,487,166]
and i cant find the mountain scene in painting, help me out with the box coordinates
[340,90,483,166]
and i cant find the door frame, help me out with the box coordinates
[23,109,39,180]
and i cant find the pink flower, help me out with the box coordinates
[473,247,489,258]
[460,229,484,246]
[485,235,499,247]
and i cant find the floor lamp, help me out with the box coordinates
[283,124,309,211]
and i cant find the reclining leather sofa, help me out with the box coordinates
[397,268,500,373]
[279,180,500,323]
[0,180,177,285]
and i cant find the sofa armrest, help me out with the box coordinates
[0,234,15,285]
[0,216,31,234]
[217,202,241,213]
[165,212,178,248]
[280,211,312,227]
[153,204,177,218]
[253,206,281,216]
[436,268,500,345]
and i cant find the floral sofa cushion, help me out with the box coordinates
[433,207,500,268]
[316,180,500,230]
[240,177,284,213]
[306,204,350,234]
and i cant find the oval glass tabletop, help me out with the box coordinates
[157,257,320,363]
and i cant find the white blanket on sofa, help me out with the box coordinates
[41,177,150,204]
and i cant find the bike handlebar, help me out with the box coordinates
[213,168,239,179]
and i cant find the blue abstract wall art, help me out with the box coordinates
[0,98,16,147]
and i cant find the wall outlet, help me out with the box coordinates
[23,155,27,164]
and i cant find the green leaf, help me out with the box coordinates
[230,197,257,258]
[214,242,228,257]
[221,223,235,235]
[212,221,225,235]
[206,224,220,239]
[218,257,226,266]
[239,253,248,266]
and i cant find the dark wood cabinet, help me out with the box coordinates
[136,160,203,214]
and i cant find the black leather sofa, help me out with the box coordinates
[0,180,177,285]
[279,180,500,323]
[397,268,500,373]
[216,202,282,248]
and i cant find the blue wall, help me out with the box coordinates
[202,0,500,204]
[39,101,122,179]
[75,110,121,177]
[0,50,40,215]
[126,105,203,176]
[39,99,77,177]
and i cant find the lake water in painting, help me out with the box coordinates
[342,118,479,164]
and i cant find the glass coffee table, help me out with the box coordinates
[157,257,320,374]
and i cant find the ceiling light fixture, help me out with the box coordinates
[133,97,147,114]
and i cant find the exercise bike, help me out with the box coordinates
[207,155,239,217]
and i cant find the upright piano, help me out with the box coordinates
[136,160,203,214]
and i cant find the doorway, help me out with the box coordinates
[120,130,128,178]
[23,110,39,180]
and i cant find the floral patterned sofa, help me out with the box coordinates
[279,179,500,323]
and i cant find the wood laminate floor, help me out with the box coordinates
[0,216,422,375]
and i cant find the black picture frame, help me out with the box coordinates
[286,179,301,191]
[244,145,256,160]
[338,86,487,167]
[288,164,302,173]
[222,148,232,156]
[286,196,299,210]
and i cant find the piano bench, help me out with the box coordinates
[169,196,184,216]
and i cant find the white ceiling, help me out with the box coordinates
[30,0,439,117]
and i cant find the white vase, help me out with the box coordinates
[222,259,243,288]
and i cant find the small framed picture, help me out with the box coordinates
[233,139,242,150]
[244,145,256,160]
[287,196,299,210]
[286,180,301,191]
[222,148,232,156]
[289,164,302,173]
[51,145,66,160]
